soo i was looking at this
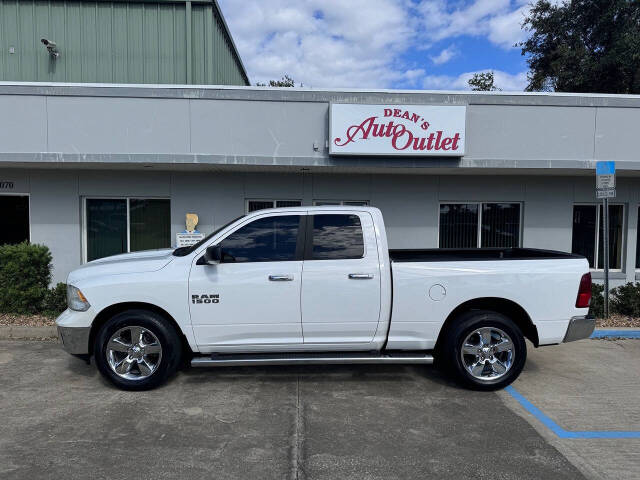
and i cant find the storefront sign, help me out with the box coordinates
[329,104,466,156]
[176,213,205,247]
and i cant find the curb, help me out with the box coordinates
[0,325,58,340]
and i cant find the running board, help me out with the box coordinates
[191,352,434,368]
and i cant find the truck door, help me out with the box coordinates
[301,212,381,344]
[189,214,305,348]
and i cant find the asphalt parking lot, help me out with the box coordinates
[1,338,638,480]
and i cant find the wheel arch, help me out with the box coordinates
[435,297,539,353]
[89,302,192,357]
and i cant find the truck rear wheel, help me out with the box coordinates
[441,310,526,391]
[94,309,182,391]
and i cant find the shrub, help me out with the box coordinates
[44,282,68,317]
[0,242,52,314]
[610,282,640,317]
[589,282,605,318]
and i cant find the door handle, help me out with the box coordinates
[269,275,294,281]
[348,273,374,280]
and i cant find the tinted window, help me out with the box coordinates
[481,203,521,248]
[0,195,29,246]
[86,199,127,261]
[129,199,171,252]
[311,214,364,260]
[220,215,300,262]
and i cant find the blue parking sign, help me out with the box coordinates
[596,161,615,175]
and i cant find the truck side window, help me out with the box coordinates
[220,215,301,262]
[312,214,364,260]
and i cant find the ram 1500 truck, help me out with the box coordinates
[56,206,594,391]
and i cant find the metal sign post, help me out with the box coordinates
[596,161,616,318]
[603,196,609,318]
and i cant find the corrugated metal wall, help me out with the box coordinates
[0,0,248,85]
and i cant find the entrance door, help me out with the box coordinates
[189,213,305,349]
[0,195,29,245]
[301,212,381,344]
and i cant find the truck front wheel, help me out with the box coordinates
[94,309,182,391]
[441,310,526,391]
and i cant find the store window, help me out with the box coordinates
[246,199,302,213]
[85,198,170,262]
[0,195,29,245]
[571,204,624,269]
[439,203,521,248]
[313,200,369,206]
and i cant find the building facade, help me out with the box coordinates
[0,83,639,285]
[0,0,248,85]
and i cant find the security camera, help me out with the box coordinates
[40,38,60,58]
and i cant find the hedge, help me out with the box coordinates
[590,281,640,318]
[0,242,66,316]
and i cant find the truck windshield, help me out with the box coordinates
[172,215,245,257]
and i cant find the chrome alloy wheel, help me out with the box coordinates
[460,327,514,382]
[106,326,162,381]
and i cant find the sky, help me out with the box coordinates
[217,0,558,91]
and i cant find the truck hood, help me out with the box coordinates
[67,249,176,284]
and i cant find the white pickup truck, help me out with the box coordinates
[57,206,594,391]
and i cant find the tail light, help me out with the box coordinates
[575,272,592,308]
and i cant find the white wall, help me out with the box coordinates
[1,168,639,285]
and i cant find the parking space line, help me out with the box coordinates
[505,386,640,439]
[590,330,640,339]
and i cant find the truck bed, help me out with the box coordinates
[389,248,583,262]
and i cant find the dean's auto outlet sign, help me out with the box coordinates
[329,104,466,156]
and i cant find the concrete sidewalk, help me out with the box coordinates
[499,339,640,480]
[0,340,583,480]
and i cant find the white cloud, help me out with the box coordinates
[414,0,531,49]
[219,0,415,88]
[218,0,535,90]
[430,44,459,65]
[422,70,528,91]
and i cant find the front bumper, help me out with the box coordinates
[57,325,91,354]
[56,308,96,355]
[563,315,595,343]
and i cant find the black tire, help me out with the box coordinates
[440,310,526,391]
[94,309,182,391]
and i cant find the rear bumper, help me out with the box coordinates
[563,315,595,343]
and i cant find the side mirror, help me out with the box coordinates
[204,245,222,265]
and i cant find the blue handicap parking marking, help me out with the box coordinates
[505,386,640,439]
[590,330,640,339]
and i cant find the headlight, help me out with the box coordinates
[67,285,90,312]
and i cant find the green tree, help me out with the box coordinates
[520,0,640,93]
[256,74,298,87]
[468,71,500,91]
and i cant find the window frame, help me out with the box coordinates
[82,196,171,263]
[636,205,640,271]
[437,201,523,249]
[313,200,369,206]
[0,192,31,244]
[245,199,302,214]
[572,202,626,272]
